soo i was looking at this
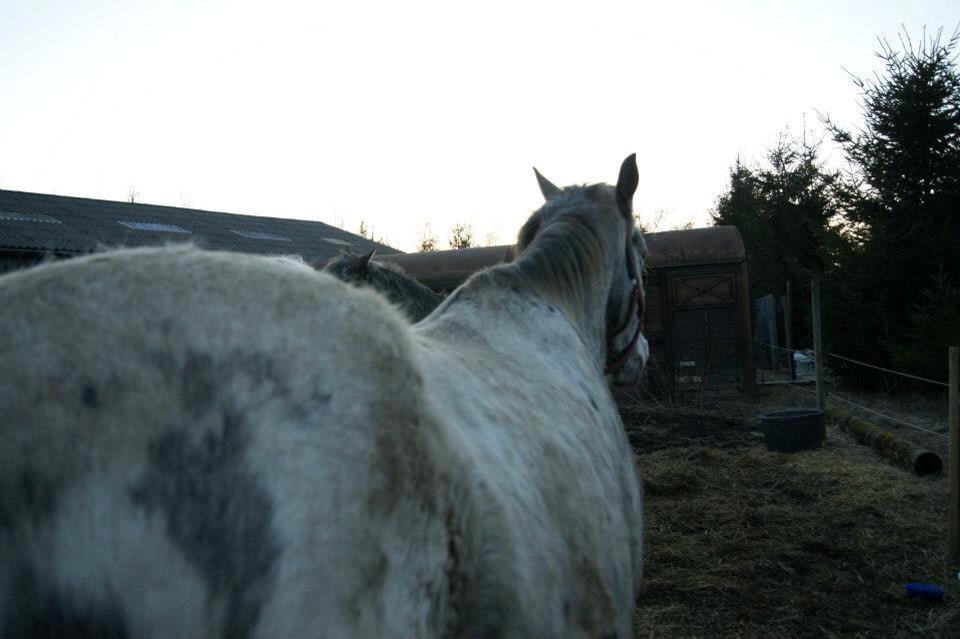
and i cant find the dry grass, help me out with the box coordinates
[624,404,960,638]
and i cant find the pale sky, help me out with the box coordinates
[1,1,956,251]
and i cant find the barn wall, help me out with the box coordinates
[0,251,45,276]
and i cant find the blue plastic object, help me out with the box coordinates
[905,583,945,602]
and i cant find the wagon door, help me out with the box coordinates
[668,270,744,398]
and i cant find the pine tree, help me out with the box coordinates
[713,136,846,345]
[823,27,960,382]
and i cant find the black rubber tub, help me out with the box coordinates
[760,408,825,453]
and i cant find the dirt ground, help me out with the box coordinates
[622,398,960,638]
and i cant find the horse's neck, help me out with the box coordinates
[505,229,610,361]
[426,245,612,371]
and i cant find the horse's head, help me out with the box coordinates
[322,249,443,322]
[522,154,648,385]
[322,249,376,284]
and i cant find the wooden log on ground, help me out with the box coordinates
[827,405,943,477]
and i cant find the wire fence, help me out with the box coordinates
[754,338,803,356]
[754,338,950,441]
[826,392,948,439]
[824,351,949,388]
[754,337,949,388]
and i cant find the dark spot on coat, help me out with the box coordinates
[574,557,614,636]
[1,565,129,639]
[439,508,471,639]
[130,412,279,639]
[147,350,178,381]
[348,550,391,622]
[181,353,218,417]
[362,552,389,591]
[1,471,60,529]
[289,389,332,425]
[369,424,437,515]
[81,385,99,408]
[176,349,313,420]
[444,509,464,610]
[18,470,58,516]
[589,397,599,412]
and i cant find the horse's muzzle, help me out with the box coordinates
[610,333,648,386]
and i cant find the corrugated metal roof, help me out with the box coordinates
[0,189,402,260]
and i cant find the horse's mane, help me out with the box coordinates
[488,184,618,329]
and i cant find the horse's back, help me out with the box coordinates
[0,246,453,638]
[413,284,644,638]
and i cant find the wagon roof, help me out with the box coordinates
[645,226,745,268]
[0,189,401,261]
[377,226,745,289]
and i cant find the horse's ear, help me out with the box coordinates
[616,153,639,216]
[533,167,561,201]
[353,249,375,274]
[338,249,374,276]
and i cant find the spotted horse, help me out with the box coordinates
[0,155,648,638]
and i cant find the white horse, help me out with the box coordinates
[0,155,648,638]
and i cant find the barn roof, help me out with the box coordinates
[0,189,401,260]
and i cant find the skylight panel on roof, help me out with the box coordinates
[322,237,352,247]
[230,229,292,242]
[118,221,190,234]
[0,211,62,223]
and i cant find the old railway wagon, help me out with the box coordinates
[382,226,753,398]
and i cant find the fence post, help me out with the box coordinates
[785,281,794,380]
[811,278,825,410]
[949,346,959,559]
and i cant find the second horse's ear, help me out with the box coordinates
[339,249,374,277]
[353,249,375,274]
[533,167,561,201]
[616,154,638,216]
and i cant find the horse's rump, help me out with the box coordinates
[0,246,458,637]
